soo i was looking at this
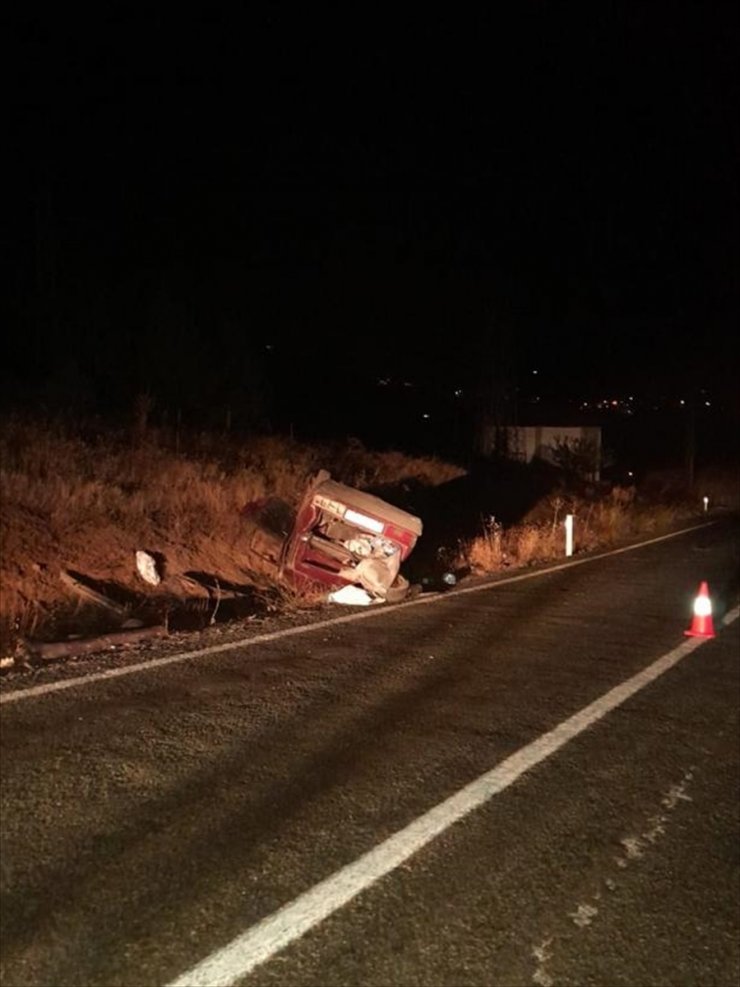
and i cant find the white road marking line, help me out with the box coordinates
[0,522,717,706]
[167,605,739,987]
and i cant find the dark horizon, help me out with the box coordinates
[6,6,739,459]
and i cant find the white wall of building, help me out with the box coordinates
[497,425,602,480]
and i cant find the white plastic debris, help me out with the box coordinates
[327,585,377,606]
[135,550,161,586]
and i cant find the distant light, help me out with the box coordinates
[422,413,430,419]
[628,471,634,478]
[403,381,413,388]
[265,344,273,351]
[680,399,685,406]
[611,400,618,407]
[705,401,711,407]
[454,389,463,398]
[532,369,538,375]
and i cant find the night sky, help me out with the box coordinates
[6,6,739,457]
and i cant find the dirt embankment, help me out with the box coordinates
[0,420,465,656]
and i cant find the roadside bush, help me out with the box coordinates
[456,482,703,575]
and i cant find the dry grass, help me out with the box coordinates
[461,512,568,572]
[0,419,463,532]
[456,472,733,576]
[0,417,465,646]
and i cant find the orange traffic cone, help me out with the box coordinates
[685,581,715,638]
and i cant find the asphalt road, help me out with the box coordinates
[1,520,738,987]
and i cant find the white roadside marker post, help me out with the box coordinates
[703,496,709,513]
[564,514,574,557]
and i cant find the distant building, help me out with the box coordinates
[478,424,602,481]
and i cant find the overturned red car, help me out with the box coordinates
[241,470,422,602]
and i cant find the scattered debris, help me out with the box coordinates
[327,585,379,606]
[181,572,252,599]
[531,937,555,987]
[421,571,458,592]
[23,624,169,663]
[661,779,693,809]
[60,570,129,618]
[135,550,162,586]
[620,836,644,860]
[569,902,599,928]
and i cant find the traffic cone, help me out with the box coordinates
[685,581,715,638]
